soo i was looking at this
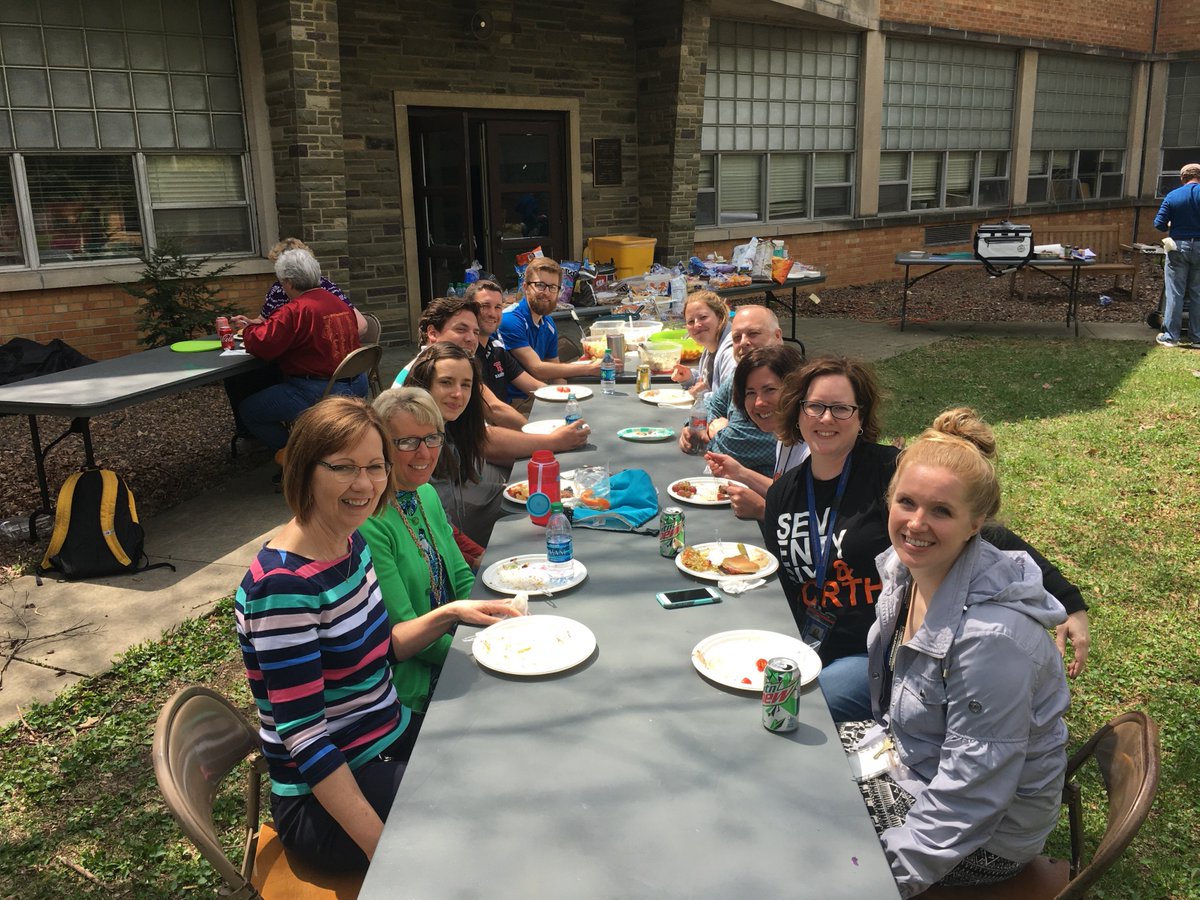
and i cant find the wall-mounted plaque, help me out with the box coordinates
[592,138,622,187]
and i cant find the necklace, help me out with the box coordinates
[394,490,448,607]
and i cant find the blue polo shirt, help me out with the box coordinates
[498,298,558,400]
[1154,181,1200,239]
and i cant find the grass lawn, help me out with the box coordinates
[0,336,1196,898]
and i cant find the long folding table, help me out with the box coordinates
[0,345,262,536]
[359,388,897,899]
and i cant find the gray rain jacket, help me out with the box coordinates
[867,535,1070,898]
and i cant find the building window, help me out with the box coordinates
[1029,54,1131,203]
[1159,61,1200,196]
[879,150,1008,213]
[879,39,1015,214]
[702,151,855,225]
[699,20,857,225]
[0,0,253,269]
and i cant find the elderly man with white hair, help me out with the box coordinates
[235,249,368,451]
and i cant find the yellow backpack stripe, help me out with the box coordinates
[99,470,133,567]
[40,470,84,571]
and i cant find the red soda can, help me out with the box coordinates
[216,316,234,350]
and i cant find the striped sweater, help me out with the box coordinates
[235,532,410,796]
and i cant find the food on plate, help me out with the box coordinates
[506,481,573,502]
[673,480,730,502]
[756,658,768,672]
[495,560,552,591]
[679,546,718,573]
[718,553,760,575]
[554,386,572,394]
[681,543,770,575]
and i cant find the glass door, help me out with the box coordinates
[409,110,473,300]
[484,118,566,288]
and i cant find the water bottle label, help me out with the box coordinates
[565,413,582,424]
[547,538,573,564]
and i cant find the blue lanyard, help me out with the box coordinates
[805,452,853,596]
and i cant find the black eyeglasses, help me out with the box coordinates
[801,401,860,420]
[527,280,561,293]
[316,460,392,482]
[392,432,446,452]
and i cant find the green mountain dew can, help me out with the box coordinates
[762,657,799,732]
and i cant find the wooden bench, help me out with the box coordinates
[1009,222,1138,300]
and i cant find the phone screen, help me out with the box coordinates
[661,588,716,603]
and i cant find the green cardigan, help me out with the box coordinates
[359,483,475,712]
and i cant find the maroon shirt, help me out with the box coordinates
[242,287,360,378]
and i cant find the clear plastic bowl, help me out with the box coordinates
[642,341,682,374]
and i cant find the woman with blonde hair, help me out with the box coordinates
[361,387,513,716]
[849,408,1070,897]
[670,291,734,396]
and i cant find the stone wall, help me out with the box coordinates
[255,0,350,287]
[634,1,711,263]
[335,0,643,342]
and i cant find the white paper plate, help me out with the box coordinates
[482,554,588,595]
[521,418,567,435]
[675,542,778,582]
[638,388,693,407]
[667,476,746,506]
[473,615,597,676]
[534,385,593,402]
[502,471,577,506]
[617,426,675,442]
[691,630,822,691]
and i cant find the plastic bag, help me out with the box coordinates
[771,256,792,285]
[731,237,758,273]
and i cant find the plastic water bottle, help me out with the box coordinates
[564,392,582,425]
[545,502,573,577]
[687,392,709,455]
[600,348,617,394]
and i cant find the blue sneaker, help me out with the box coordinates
[1156,333,1179,347]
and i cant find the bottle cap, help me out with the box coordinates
[550,501,563,513]
[527,492,551,517]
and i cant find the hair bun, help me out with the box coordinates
[928,407,996,459]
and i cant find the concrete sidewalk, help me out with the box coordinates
[0,317,1154,727]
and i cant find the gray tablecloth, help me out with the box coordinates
[359,387,897,899]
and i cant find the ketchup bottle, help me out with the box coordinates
[526,450,561,526]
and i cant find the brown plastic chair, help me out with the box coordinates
[923,709,1160,900]
[360,312,383,345]
[152,686,363,900]
[320,344,384,400]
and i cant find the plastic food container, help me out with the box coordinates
[588,236,657,280]
[650,329,702,362]
[642,341,682,374]
[622,320,664,344]
[589,320,626,338]
[582,336,610,359]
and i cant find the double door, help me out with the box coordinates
[410,108,567,302]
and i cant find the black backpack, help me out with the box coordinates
[39,468,175,581]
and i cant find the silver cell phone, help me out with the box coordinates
[656,586,722,609]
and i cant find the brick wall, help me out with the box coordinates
[880,0,1159,53]
[1,274,272,361]
[1157,0,1200,55]
[694,210,1141,289]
